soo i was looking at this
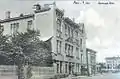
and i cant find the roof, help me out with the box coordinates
[56,8,64,16]
[86,48,97,53]
[105,57,120,60]
[40,36,53,42]
[34,7,51,13]
[64,17,80,28]
[0,14,34,23]
[0,6,52,23]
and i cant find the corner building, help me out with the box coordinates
[0,3,87,75]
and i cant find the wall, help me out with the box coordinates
[0,65,55,79]
[34,7,54,39]
[1,18,34,35]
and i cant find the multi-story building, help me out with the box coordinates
[86,48,97,75]
[0,2,86,75]
[105,56,120,71]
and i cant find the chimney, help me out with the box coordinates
[5,11,11,19]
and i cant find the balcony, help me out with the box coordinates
[66,55,74,58]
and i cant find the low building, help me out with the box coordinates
[86,48,97,75]
[105,56,120,72]
[96,63,106,73]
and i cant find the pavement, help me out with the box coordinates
[61,72,120,79]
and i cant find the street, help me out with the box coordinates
[79,73,120,79]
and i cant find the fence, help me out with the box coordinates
[31,66,55,79]
[0,65,55,79]
[0,65,17,79]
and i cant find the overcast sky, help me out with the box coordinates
[0,0,120,62]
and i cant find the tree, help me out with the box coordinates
[9,29,52,79]
[0,28,52,79]
[0,28,11,65]
[10,29,52,66]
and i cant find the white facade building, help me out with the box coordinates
[105,57,120,71]
[0,3,87,75]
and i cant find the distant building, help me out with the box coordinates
[86,48,97,75]
[0,2,87,75]
[96,63,106,73]
[105,56,120,71]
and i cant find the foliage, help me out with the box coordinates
[0,28,53,79]
[0,32,11,64]
[11,29,52,66]
[0,29,53,66]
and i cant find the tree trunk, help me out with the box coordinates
[26,64,32,79]
[17,64,25,79]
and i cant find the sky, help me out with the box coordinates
[0,0,120,62]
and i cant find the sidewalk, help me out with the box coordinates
[60,75,89,79]
[60,73,105,79]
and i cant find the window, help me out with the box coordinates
[71,46,73,56]
[11,23,19,35]
[76,64,79,72]
[68,45,70,56]
[75,31,78,37]
[80,39,82,46]
[68,26,70,36]
[27,20,32,29]
[76,48,79,58]
[65,24,68,35]
[65,44,73,56]
[81,54,83,63]
[57,19,62,32]
[65,63,67,73]
[76,39,79,45]
[71,29,73,37]
[57,40,62,53]
[57,64,59,73]
[65,43,67,53]
[60,61,62,73]
[82,25,84,33]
